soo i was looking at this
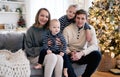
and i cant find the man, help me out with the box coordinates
[63,9,101,77]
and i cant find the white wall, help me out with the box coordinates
[27,0,70,27]
[26,0,94,27]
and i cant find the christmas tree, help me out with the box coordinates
[88,0,120,56]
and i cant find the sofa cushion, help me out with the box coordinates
[0,34,5,49]
[72,63,87,76]
[0,33,25,52]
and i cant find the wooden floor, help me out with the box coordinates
[31,71,120,77]
[92,71,120,77]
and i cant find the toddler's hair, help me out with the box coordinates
[50,19,60,25]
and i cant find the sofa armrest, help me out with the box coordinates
[0,32,25,52]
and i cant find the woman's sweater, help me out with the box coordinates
[25,26,48,57]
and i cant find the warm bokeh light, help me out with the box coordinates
[88,0,120,56]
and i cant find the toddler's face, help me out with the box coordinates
[50,21,60,35]
[66,6,77,19]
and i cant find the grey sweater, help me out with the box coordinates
[25,26,48,57]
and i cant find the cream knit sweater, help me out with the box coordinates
[63,23,99,55]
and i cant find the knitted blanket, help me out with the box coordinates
[0,49,30,77]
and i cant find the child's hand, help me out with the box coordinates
[47,50,52,54]
[64,68,68,77]
[59,52,64,56]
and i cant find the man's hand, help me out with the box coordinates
[71,51,85,61]
[70,51,77,60]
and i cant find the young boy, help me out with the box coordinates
[59,4,91,42]
[34,19,69,77]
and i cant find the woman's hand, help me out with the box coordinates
[48,40,52,46]
[56,38,62,45]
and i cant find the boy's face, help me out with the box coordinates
[66,6,77,19]
[49,21,60,35]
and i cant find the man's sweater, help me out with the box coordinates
[63,23,99,55]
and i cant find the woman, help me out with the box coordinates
[25,8,63,77]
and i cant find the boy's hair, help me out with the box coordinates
[75,9,88,19]
[68,4,79,10]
